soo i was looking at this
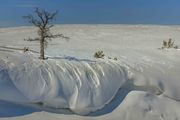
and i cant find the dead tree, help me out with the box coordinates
[23,8,69,60]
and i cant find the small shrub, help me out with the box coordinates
[162,38,178,49]
[94,51,105,59]
[108,57,112,59]
[162,40,167,49]
[114,57,118,60]
[94,51,118,61]
[167,38,174,48]
[23,47,29,52]
[174,45,179,49]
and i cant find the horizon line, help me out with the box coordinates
[1,23,180,28]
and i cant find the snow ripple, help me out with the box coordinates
[0,54,127,115]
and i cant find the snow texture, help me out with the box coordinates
[0,25,180,120]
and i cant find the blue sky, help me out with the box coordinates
[0,0,180,27]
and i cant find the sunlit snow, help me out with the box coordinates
[0,25,180,120]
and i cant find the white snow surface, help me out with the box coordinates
[0,52,127,115]
[0,24,180,120]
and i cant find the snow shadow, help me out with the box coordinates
[0,100,74,118]
[0,100,39,118]
[88,88,130,116]
[48,56,96,63]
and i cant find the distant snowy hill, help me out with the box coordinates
[0,25,180,120]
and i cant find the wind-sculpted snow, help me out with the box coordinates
[0,25,180,120]
[0,50,180,116]
[0,53,128,115]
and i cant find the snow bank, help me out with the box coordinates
[0,52,127,115]
[0,25,180,119]
[107,91,180,120]
[0,51,180,116]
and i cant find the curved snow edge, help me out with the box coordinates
[0,53,128,115]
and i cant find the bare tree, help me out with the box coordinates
[23,8,69,60]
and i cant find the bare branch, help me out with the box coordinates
[23,15,42,29]
[48,11,58,20]
[23,8,69,60]
[47,25,54,29]
[45,33,70,40]
[23,8,57,30]
[24,37,40,41]
[35,8,45,26]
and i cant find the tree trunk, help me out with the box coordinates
[40,38,45,60]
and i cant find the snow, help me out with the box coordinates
[0,24,180,120]
[0,52,127,115]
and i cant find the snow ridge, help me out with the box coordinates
[0,52,127,115]
[0,51,180,116]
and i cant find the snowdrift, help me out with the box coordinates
[0,25,180,120]
[0,52,128,115]
[0,50,180,116]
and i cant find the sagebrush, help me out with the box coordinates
[162,38,178,49]
[94,51,105,59]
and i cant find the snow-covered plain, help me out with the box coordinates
[0,25,180,120]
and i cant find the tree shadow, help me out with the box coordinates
[48,55,97,63]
